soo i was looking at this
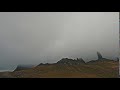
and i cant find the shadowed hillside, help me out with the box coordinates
[0,52,119,78]
[11,58,119,78]
[14,65,35,71]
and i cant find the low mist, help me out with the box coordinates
[0,12,119,70]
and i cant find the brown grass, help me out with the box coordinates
[11,60,119,78]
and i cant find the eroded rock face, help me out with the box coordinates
[97,52,103,60]
[38,63,51,66]
[57,58,85,65]
[116,57,119,61]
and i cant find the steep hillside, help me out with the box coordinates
[11,59,119,78]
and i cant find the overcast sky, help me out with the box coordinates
[0,12,119,69]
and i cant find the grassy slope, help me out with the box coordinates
[11,60,119,78]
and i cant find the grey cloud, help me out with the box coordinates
[0,12,119,69]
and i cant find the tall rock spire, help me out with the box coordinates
[97,52,103,60]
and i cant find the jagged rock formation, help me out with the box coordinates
[0,56,119,78]
[97,52,103,60]
[57,58,85,65]
[116,57,119,61]
[14,65,34,71]
[38,63,51,66]
[10,59,119,78]
[96,52,108,60]
[38,63,44,65]
[0,51,118,78]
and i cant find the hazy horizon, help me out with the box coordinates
[0,12,119,69]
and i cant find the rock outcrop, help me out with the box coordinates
[57,58,85,65]
[116,57,119,61]
[38,63,51,66]
[97,52,103,60]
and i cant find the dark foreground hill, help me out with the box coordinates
[0,58,118,78]
[14,65,35,71]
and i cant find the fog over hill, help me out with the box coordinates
[0,12,119,69]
